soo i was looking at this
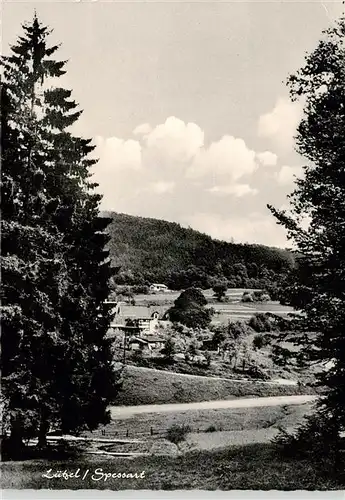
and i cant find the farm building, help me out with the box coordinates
[105,301,170,336]
[149,283,169,293]
[128,336,166,351]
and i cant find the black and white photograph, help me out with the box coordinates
[1,0,345,493]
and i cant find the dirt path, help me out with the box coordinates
[110,394,317,419]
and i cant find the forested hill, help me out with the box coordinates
[103,212,295,291]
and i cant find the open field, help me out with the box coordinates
[212,302,293,324]
[1,443,342,490]
[114,365,317,406]
[85,400,315,440]
[135,288,263,304]
[133,289,294,323]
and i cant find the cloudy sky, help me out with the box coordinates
[3,0,343,247]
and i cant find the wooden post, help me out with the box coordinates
[126,429,129,437]
[150,427,153,436]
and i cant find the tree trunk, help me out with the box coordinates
[37,419,49,449]
[7,418,25,459]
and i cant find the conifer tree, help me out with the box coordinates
[269,17,345,437]
[1,15,118,453]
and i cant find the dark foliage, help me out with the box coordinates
[269,16,345,446]
[168,288,213,329]
[103,212,296,289]
[1,15,119,456]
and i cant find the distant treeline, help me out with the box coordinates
[104,212,296,294]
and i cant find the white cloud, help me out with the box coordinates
[133,123,152,136]
[148,181,175,194]
[144,116,204,166]
[94,136,142,171]
[257,97,302,150]
[91,115,294,247]
[208,184,258,197]
[187,135,257,181]
[256,151,278,167]
[276,165,303,185]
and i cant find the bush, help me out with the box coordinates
[212,282,228,301]
[252,333,271,350]
[245,364,270,380]
[205,425,217,433]
[131,349,144,362]
[253,290,271,302]
[204,351,212,367]
[249,313,273,332]
[228,320,252,339]
[166,423,191,444]
[161,337,176,363]
[273,412,344,480]
[168,288,213,329]
[132,284,150,294]
[241,291,253,303]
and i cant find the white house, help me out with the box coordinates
[106,302,166,335]
[149,283,169,293]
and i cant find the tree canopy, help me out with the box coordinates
[1,15,119,456]
[168,288,213,329]
[104,212,296,290]
[269,16,345,438]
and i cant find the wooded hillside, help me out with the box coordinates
[103,212,295,292]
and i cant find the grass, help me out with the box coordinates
[114,365,317,406]
[166,423,191,444]
[85,402,314,440]
[1,443,342,490]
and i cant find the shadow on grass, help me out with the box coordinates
[1,439,82,462]
[1,442,344,490]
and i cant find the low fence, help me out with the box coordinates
[83,424,224,441]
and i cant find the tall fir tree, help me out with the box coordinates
[1,15,118,453]
[269,17,345,437]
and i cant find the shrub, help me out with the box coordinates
[132,284,150,294]
[132,349,144,362]
[166,423,191,444]
[205,425,217,433]
[211,328,226,349]
[228,320,252,339]
[249,313,273,333]
[168,288,213,329]
[204,351,212,367]
[241,291,253,303]
[253,290,271,302]
[245,364,270,380]
[273,412,343,479]
[161,337,176,363]
[213,282,228,301]
[252,333,271,350]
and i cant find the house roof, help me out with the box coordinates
[128,337,148,344]
[141,335,166,343]
[117,304,168,320]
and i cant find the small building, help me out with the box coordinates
[149,283,169,293]
[128,336,166,352]
[106,302,169,337]
[141,335,166,350]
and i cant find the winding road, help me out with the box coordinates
[110,394,318,419]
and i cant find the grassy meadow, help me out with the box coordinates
[114,365,317,407]
[1,443,342,490]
